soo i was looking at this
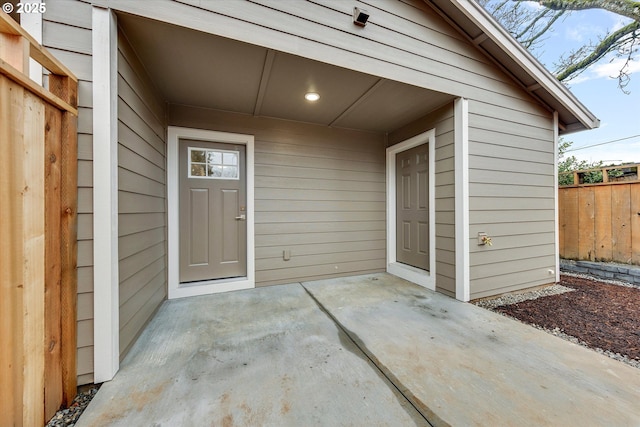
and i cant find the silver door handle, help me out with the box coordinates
[235,215,246,221]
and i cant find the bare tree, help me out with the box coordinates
[478,0,640,92]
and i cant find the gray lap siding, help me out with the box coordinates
[467,99,556,299]
[169,105,388,286]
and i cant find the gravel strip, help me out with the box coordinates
[474,284,574,310]
[46,385,99,427]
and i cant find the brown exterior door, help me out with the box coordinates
[179,139,247,282]
[396,143,429,270]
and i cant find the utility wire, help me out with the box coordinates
[565,134,640,152]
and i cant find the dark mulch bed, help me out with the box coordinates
[495,274,640,361]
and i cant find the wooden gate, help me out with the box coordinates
[0,11,78,426]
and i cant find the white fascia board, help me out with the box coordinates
[92,6,119,383]
[447,0,599,131]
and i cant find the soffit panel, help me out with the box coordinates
[118,13,266,114]
[116,11,451,133]
[257,52,381,125]
[334,80,454,132]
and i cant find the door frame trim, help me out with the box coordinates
[386,129,436,290]
[167,126,255,299]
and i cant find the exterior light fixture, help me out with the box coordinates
[305,92,320,102]
[353,7,369,27]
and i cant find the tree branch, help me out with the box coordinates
[494,0,512,12]
[520,10,566,48]
[515,0,640,22]
[556,20,640,81]
[482,0,640,90]
[517,8,552,39]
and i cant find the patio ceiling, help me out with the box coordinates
[117,12,453,134]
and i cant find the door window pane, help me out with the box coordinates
[208,151,222,164]
[209,165,222,177]
[191,164,206,177]
[223,152,238,165]
[188,147,240,179]
[191,149,206,163]
[222,166,238,178]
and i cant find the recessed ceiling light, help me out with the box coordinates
[305,92,320,102]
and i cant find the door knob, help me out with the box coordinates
[235,214,246,221]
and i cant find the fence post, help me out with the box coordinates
[49,73,78,406]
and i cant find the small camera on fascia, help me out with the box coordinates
[353,7,370,27]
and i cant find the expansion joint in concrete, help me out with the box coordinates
[300,284,441,427]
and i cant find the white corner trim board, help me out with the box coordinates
[386,129,436,291]
[92,6,120,383]
[454,98,470,302]
[167,126,256,299]
[553,111,560,284]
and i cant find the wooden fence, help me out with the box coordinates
[0,11,78,426]
[559,180,640,265]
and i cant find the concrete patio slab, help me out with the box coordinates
[78,273,640,426]
[77,282,429,426]
[303,273,640,426]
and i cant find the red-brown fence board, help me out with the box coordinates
[632,185,640,263]
[594,185,612,261]
[577,187,595,260]
[612,185,632,263]
[560,187,580,259]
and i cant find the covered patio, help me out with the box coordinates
[75,0,600,386]
[78,274,640,426]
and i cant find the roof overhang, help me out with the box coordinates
[427,0,600,135]
[116,11,456,134]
